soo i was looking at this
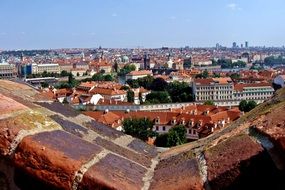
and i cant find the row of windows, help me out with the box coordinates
[244,88,272,92]
[197,91,232,95]
[196,86,232,90]
[196,96,232,101]
[155,126,198,135]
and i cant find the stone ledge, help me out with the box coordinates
[205,134,264,189]
[149,151,203,190]
[13,130,102,190]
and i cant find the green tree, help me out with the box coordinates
[126,79,140,88]
[230,73,241,80]
[123,118,157,141]
[137,75,154,89]
[68,73,79,87]
[139,92,143,104]
[127,90,134,103]
[42,71,48,77]
[60,70,70,77]
[118,64,136,76]
[213,73,221,78]
[104,74,114,81]
[92,73,104,81]
[55,82,72,89]
[114,62,119,72]
[245,100,257,112]
[145,91,172,104]
[150,78,168,91]
[154,133,169,147]
[167,125,187,147]
[204,100,215,105]
[195,70,209,79]
[41,82,49,88]
[166,81,193,102]
[239,100,248,112]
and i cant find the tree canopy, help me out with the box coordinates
[118,64,136,76]
[239,100,257,112]
[92,73,114,81]
[166,81,193,102]
[154,125,187,147]
[127,90,134,103]
[145,91,172,104]
[127,76,193,104]
[122,118,157,141]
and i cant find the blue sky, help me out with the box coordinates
[0,0,284,49]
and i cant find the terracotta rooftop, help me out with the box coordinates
[234,83,273,91]
[127,70,153,76]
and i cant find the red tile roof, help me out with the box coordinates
[127,70,152,76]
[234,83,272,91]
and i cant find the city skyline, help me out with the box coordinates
[1,0,285,50]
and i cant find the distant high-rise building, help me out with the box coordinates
[232,42,237,48]
[216,43,220,49]
[241,44,244,48]
[245,41,248,48]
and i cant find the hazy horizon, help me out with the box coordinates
[1,0,285,50]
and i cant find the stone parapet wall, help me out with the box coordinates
[0,80,285,190]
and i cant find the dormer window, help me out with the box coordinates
[189,120,194,127]
[180,118,185,125]
[204,110,209,115]
[155,117,160,124]
[171,118,176,125]
[198,120,203,128]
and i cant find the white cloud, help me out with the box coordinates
[227,3,242,11]
[112,13,118,17]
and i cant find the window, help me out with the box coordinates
[163,126,166,131]
[156,126,159,131]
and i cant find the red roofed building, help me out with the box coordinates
[126,70,153,80]
[84,104,241,140]
[234,83,274,104]
[193,77,234,103]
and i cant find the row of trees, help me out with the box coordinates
[264,56,285,66]
[212,59,246,69]
[27,70,87,79]
[126,76,193,104]
[122,118,187,147]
